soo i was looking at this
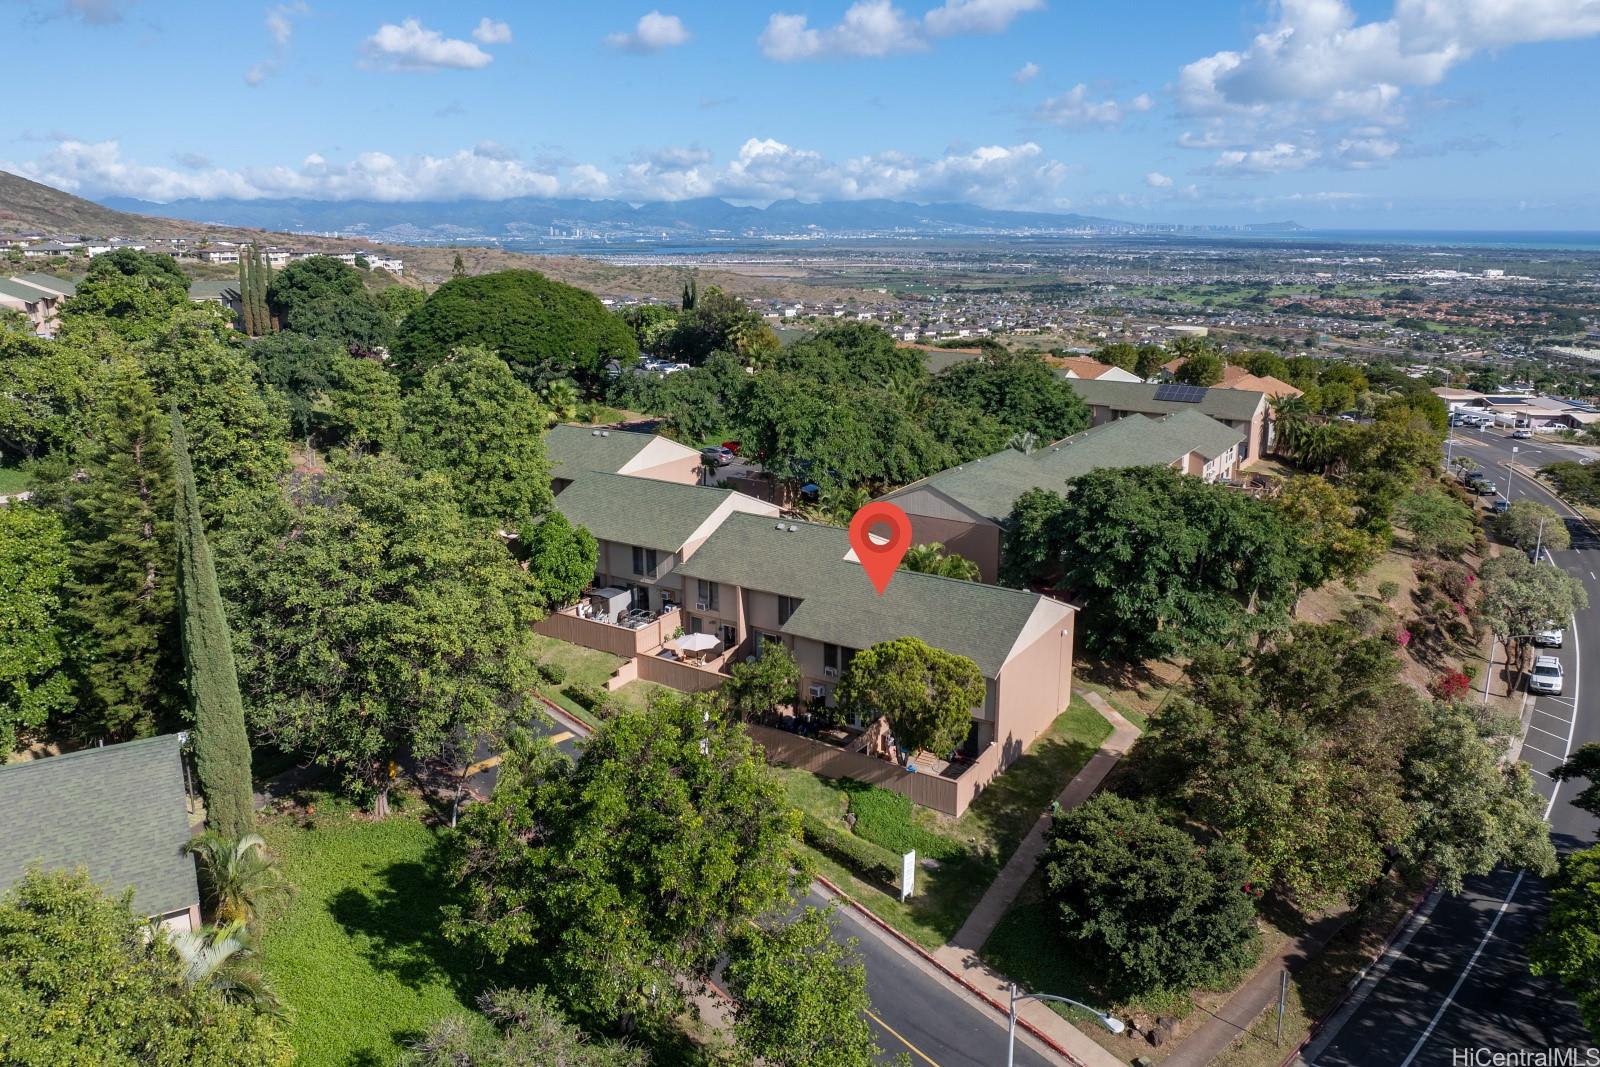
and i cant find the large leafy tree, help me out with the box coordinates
[519,509,599,610]
[1478,552,1588,666]
[724,908,881,1067]
[0,331,104,462]
[1007,466,1304,660]
[35,361,180,740]
[1172,351,1225,386]
[1552,744,1600,819]
[925,349,1090,443]
[442,695,806,1022]
[61,249,190,340]
[1274,474,1386,589]
[836,636,984,758]
[0,503,73,752]
[662,286,777,366]
[723,641,801,721]
[1130,623,1427,907]
[1397,701,1556,892]
[1041,793,1260,999]
[220,454,540,815]
[397,346,554,530]
[265,255,392,353]
[173,411,254,839]
[1493,499,1571,554]
[394,269,638,387]
[0,869,292,1067]
[245,331,345,441]
[1530,845,1600,1033]
[1394,486,1476,557]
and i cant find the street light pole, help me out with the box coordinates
[1008,982,1124,1067]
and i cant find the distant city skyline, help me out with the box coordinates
[5,0,1600,228]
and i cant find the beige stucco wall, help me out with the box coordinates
[594,538,685,611]
[992,608,1076,769]
[904,512,1003,584]
[624,455,702,485]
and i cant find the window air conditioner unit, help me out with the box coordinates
[824,666,838,678]
[808,685,826,700]
[695,601,707,611]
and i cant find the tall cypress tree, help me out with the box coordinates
[256,249,275,333]
[237,254,254,334]
[172,409,254,837]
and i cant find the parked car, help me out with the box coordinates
[720,440,742,456]
[1511,428,1534,439]
[1535,623,1565,648]
[1476,480,1498,496]
[700,445,734,467]
[1529,655,1565,695]
[1492,497,1511,514]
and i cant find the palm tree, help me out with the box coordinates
[183,832,289,926]
[901,542,983,582]
[1271,394,1312,458]
[542,379,580,424]
[167,920,283,1014]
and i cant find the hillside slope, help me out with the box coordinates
[0,170,857,302]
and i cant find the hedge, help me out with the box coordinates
[800,812,902,888]
[847,784,965,860]
[536,660,567,685]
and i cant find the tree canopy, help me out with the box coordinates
[0,504,73,752]
[0,869,291,1067]
[1530,845,1600,1034]
[265,255,392,353]
[519,509,598,611]
[219,454,540,814]
[1004,467,1304,660]
[836,636,984,758]
[396,346,554,531]
[1042,793,1260,999]
[442,694,806,1022]
[925,349,1090,443]
[394,270,638,387]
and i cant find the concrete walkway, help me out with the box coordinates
[924,691,1141,1067]
[946,691,1141,953]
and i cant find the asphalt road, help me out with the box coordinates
[1309,425,1600,1066]
[470,702,1058,1066]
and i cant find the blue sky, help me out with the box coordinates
[6,0,1600,228]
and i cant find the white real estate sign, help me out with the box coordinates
[900,850,916,901]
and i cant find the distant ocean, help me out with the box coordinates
[1294,230,1600,251]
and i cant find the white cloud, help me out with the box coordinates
[363,18,495,71]
[62,0,125,24]
[3,136,1078,210]
[1145,171,1173,187]
[1209,142,1322,174]
[761,0,1042,60]
[606,11,691,53]
[471,17,512,44]
[923,0,1045,36]
[246,2,308,86]
[1037,84,1153,126]
[760,1,923,60]
[1180,0,1600,118]
[1012,60,1039,83]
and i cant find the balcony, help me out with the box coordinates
[534,600,678,659]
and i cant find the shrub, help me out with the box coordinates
[844,784,964,860]
[1377,580,1401,602]
[799,813,901,887]
[564,682,606,711]
[1431,671,1472,701]
[535,660,567,686]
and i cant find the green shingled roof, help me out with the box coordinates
[0,734,199,920]
[555,471,742,551]
[15,272,75,297]
[1064,378,1267,423]
[0,278,47,303]
[677,512,1062,677]
[546,425,659,483]
[883,410,1244,522]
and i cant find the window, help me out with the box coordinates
[823,643,855,674]
[697,579,719,611]
[632,546,658,576]
[777,595,802,625]
[688,616,703,634]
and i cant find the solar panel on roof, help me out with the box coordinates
[1153,383,1208,403]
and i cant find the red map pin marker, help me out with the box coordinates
[849,501,912,596]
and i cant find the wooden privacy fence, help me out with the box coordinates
[749,724,1006,817]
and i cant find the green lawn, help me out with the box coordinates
[256,794,493,1067]
[0,467,29,495]
[528,635,679,727]
[775,696,1113,949]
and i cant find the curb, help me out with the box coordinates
[813,873,1091,1067]
[1269,880,1437,1067]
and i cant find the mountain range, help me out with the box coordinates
[95,191,1303,243]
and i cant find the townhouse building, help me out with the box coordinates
[1063,378,1274,468]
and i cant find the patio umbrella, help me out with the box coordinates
[676,632,720,653]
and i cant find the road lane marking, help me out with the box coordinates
[1522,742,1566,762]
[462,755,502,776]
[1528,724,1567,741]
[548,730,574,745]
[865,1008,943,1067]
[1400,604,1583,1065]
[1534,709,1572,724]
